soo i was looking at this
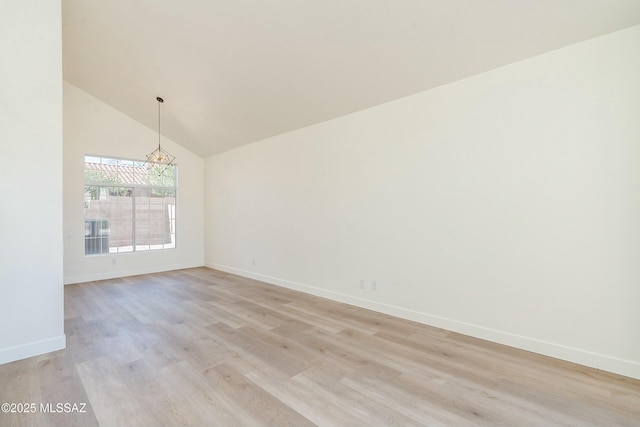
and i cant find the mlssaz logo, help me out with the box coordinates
[40,403,87,413]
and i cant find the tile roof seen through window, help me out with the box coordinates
[84,157,175,187]
[84,162,149,185]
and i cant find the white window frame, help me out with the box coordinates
[83,155,177,255]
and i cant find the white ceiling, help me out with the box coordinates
[63,0,640,157]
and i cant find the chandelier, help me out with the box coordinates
[146,96,175,173]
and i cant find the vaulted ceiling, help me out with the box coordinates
[63,0,640,157]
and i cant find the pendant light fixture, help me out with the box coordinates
[146,96,175,173]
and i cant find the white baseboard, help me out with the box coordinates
[64,262,204,285]
[207,261,640,380]
[0,335,66,365]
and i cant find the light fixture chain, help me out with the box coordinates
[157,96,163,150]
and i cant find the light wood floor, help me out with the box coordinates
[1,268,639,426]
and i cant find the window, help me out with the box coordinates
[84,155,176,254]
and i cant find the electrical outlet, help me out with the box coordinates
[111,258,117,265]
[371,280,377,290]
[252,258,256,266]
[359,279,365,289]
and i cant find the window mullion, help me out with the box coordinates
[132,187,136,252]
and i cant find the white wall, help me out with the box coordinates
[0,0,66,364]
[205,25,640,379]
[63,82,204,284]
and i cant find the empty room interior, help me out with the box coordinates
[2,0,640,425]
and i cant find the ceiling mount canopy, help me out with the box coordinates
[146,96,175,174]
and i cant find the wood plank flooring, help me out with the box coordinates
[1,267,639,426]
